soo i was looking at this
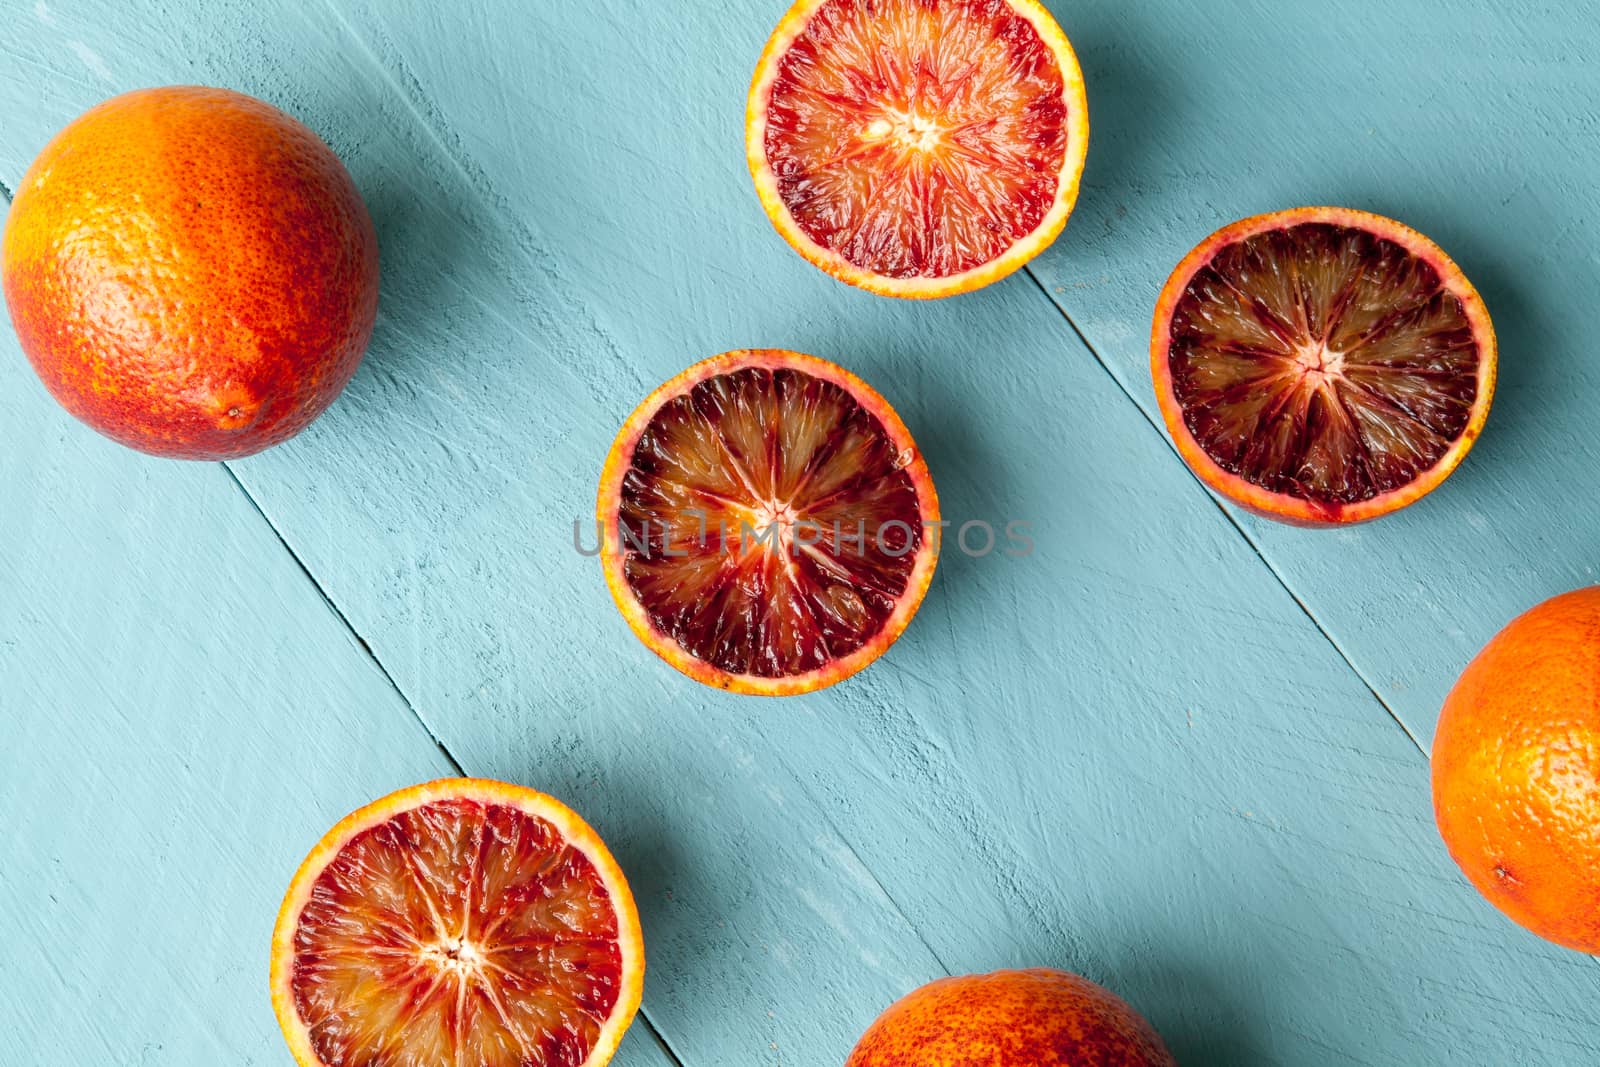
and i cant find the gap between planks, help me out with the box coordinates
[0,140,1432,802]
[0,149,1428,796]
[11,127,1590,1045]
[2,14,939,1057]
[218,462,692,1067]
[0,55,1438,1026]
[1017,265,1428,756]
[0,2,1437,767]
[1016,257,1600,1001]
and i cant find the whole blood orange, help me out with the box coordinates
[747,0,1090,298]
[1152,207,1495,525]
[598,350,939,696]
[2,86,378,459]
[271,779,644,1067]
[1432,587,1600,953]
[847,969,1176,1067]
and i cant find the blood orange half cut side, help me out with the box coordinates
[747,0,1090,299]
[1152,207,1496,526]
[598,350,939,696]
[271,779,644,1067]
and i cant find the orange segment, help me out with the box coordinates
[598,350,939,696]
[1151,207,1496,526]
[748,0,1089,298]
[271,780,644,1067]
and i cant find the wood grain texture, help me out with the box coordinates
[0,254,684,1067]
[0,319,437,1062]
[1022,0,1600,750]
[3,1,1599,1065]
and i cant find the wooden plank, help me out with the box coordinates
[0,247,685,1067]
[4,3,1599,1066]
[0,326,419,1058]
[1019,0,1600,749]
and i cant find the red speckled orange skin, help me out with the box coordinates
[847,970,1176,1067]
[2,86,378,459]
[1432,587,1600,954]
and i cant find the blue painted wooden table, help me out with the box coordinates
[3,1,1599,1064]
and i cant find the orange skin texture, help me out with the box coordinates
[1432,587,1600,953]
[2,86,379,459]
[847,970,1176,1067]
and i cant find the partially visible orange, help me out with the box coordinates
[271,779,644,1067]
[1432,587,1600,953]
[1152,207,1495,525]
[847,969,1176,1067]
[2,86,378,459]
[747,0,1090,298]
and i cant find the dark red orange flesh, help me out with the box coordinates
[1168,222,1481,507]
[618,364,925,678]
[291,798,624,1066]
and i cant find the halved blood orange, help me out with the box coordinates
[747,0,1090,299]
[1152,207,1496,526]
[598,350,939,696]
[270,779,644,1067]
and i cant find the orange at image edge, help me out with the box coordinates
[848,970,1177,1067]
[1,85,378,460]
[746,0,1091,298]
[270,779,645,1067]
[1433,587,1600,955]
